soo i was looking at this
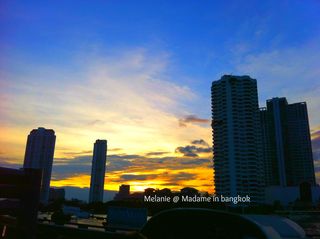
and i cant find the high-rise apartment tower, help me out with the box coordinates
[23,127,56,204]
[89,139,107,203]
[211,75,264,203]
[260,97,316,187]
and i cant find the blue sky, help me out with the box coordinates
[1,0,320,198]
[2,1,319,106]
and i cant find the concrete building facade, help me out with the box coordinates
[211,75,264,203]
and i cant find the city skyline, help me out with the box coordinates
[2,75,318,198]
[1,1,320,196]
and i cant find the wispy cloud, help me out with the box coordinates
[233,38,320,128]
[145,151,170,156]
[1,48,211,165]
[1,48,213,192]
[312,128,320,162]
[175,144,211,157]
[191,139,210,147]
[178,115,210,127]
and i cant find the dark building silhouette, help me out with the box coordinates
[286,102,316,186]
[260,98,316,187]
[23,127,56,204]
[211,75,264,203]
[128,192,144,199]
[299,182,312,202]
[49,187,65,201]
[114,184,130,200]
[89,139,107,203]
[0,167,41,239]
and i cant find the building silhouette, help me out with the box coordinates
[211,75,264,203]
[260,97,316,187]
[23,127,56,204]
[49,187,65,201]
[89,139,107,203]
[114,184,130,200]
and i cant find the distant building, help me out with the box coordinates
[287,102,316,186]
[260,98,316,187]
[265,186,320,207]
[23,127,56,204]
[129,192,144,199]
[120,184,130,195]
[49,187,65,201]
[211,75,264,203]
[89,139,107,203]
[114,184,130,200]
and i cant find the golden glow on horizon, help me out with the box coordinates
[51,175,91,188]
[311,127,320,140]
[1,50,214,192]
[50,166,214,193]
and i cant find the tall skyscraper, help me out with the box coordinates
[260,97,316,187]
[260,98,288,186]
[89,139,107,203]
[211,75,264,203]
[23,127,56,204]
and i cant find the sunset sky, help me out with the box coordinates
[1,0,320,200]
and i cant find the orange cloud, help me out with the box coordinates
[51,166,214,194]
